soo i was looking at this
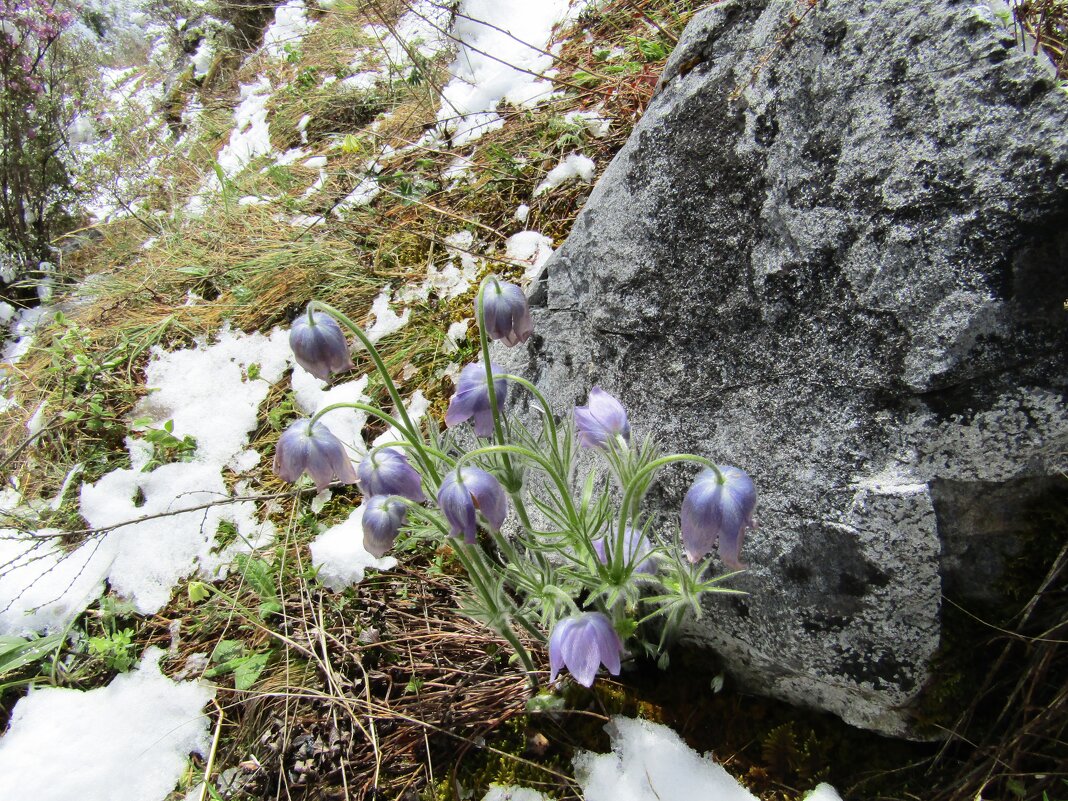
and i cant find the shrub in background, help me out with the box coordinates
[0,0,78,303]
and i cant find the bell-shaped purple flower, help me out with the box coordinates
[273,419,358,492]
[362,495,408,558]
[356,447,425,502]
[592,527,657,575]
[680,466,756,569]
[574,386,630,449]
[480,277,533,347]
[444,362,508,438]
[289,308,355,381]
[548,612,624,687]
[436,466,508,544]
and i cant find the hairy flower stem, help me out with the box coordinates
[308,301,439,485]
[452,541,539,684]
[475,281,541,529]
[495,372,565,533]
[406,502,542,677]
[500,373,560,451]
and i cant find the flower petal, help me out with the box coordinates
[560,620,603,688]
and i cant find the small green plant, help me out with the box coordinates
[87,627,136,672]
[267,392,298,432]
[43,313,139,464]
[130,418,198,471]
[296,66,319,89]
[282,42,302,64]
[627,35,669,62]
[85,595,139,672]
[203,639,270,690]
[233,552,282,619]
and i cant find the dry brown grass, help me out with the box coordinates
[1015,0,1068,76]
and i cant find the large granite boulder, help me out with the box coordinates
[504,0,1068,737]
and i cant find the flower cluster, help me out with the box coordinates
[269,280,758,690]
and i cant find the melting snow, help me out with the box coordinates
[0,327,291,632]
[263,0,318,60]
[445,319,470,352]
[191,38,214,78]
[483,717,844,801]
[309,502,398,592]
[340,71,379,91]
[365,286,411,343]
[564,108,611,138]
[0,525,106,636]
[438,0,587,145]
[533,153,595,196]
[575,717,758,800]
[215,77,275,180]
[0,647,215,801]
[505,230,554,282]
[482,786,549,801]
[334,176,382,213]
[363,0,452,74]
[2,304,54,365]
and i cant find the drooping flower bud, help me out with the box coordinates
[444,362,508,438]
[436,466,508,544]
[362,496,408,558]
[574,386,630,449]
[273,419,358,491]
[548,612,623,687]
[356,448,425,502]
[592,526,657,575]
[289,308,354,381]
[680,466,756,569]
[480,277,533,347]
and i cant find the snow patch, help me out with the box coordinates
[505,230,554,282]
[0,529,107,636]
[481,786,550,801]
[310,503,398,591]
[291,371,371,455]
[264,0,318,60]
[533,153,595,196]
[366,286,410,343]
[0,647,215,801]
[574,717,758,801]
[437,0,587,146]
[564,108,611,138]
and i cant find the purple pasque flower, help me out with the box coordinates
[480,277,533,347]
[357,447,425,502]
[592,526,657,575]
[289,308,354,381]
[436,466,508,544]
[680,466,756,569]
[362,495,407,558]
[574,386,630,449]
[548,612,624,687]
[444,362,508,438]
[273,419,359,491]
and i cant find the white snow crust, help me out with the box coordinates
[574,717,758,801]
[0,647,215,801]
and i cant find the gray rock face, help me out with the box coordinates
[505,0,1068,737]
